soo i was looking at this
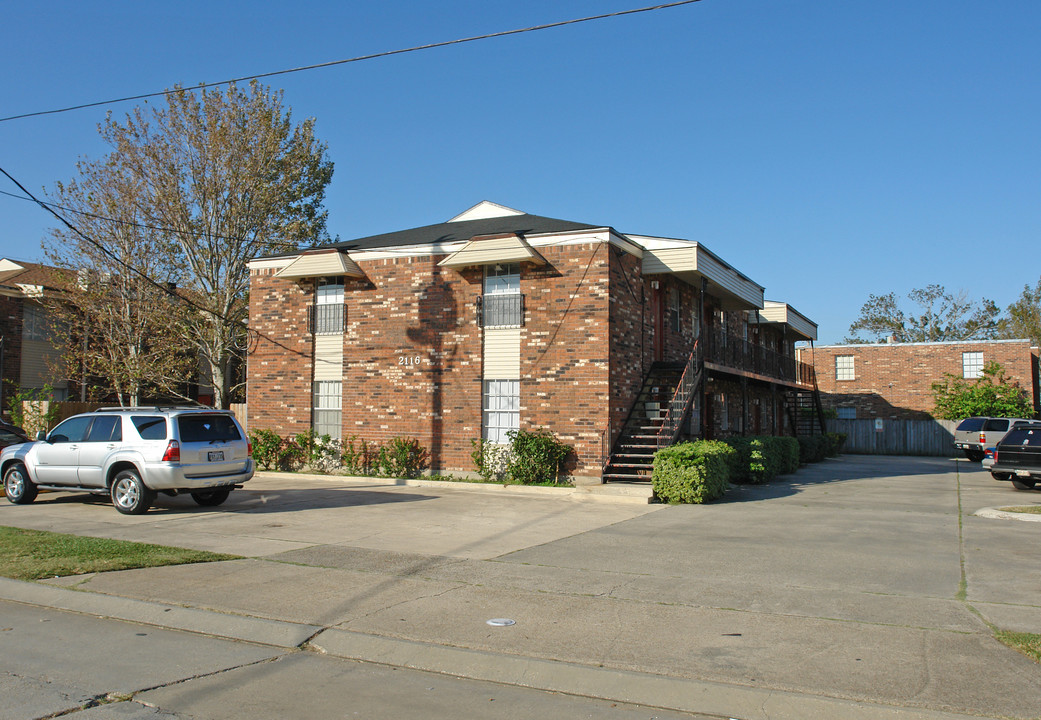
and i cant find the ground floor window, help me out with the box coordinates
[313,380,342,440]
[483,379,519,444]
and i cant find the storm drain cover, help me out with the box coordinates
[486,618,516,627]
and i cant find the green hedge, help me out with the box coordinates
[652,440,734,504]
[724,436,799,483]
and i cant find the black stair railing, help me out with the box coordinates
[657,340,702,449]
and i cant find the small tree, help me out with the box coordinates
[931,361,1033,420]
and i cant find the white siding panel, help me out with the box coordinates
[314,334,343,381]
[484,328,520,377]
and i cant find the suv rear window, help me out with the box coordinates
[177,414,242,443]
[133,416,168,440]
[1000,428,1041,447]
[982,418,1011,432]
[956,417,986,431]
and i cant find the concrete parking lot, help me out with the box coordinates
[1,455,1038,719]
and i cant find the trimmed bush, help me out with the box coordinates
[797,435,828,464]
[825,432,847,457]
[653,440,734,504]
[774,436,800,474]
[724,435,803,484]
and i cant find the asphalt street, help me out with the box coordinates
[0,454,1038,719]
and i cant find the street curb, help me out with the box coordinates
[973,507,1041,522]
[255,471,658,504]
[0,577,1001,720]
[0,577,319,648]
[309,628,985,720]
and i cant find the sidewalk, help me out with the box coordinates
[2,458,1039,719]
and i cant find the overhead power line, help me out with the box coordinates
[0,0,703,123]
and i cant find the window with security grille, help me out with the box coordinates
[313,277,345,334]
[482,264,522,327]
[313,380,342,439]
[835,355,855,381]
[962,352,984,379]
[483,379,519,444]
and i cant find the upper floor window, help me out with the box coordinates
[835,355,855,381]
[668,287,681,332]
[312,277,345,334]
[962,351,984,379]
[482,264,522,327]
[485,263,519,295]
[23,303,51,341]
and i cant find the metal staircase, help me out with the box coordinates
[602,342,703,483]
[785,364,827,436]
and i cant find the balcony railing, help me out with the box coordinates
[478,293,524,328]
[702,329,801,383]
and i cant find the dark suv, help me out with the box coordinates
[990,421,1041,490]
[1,407,253,514]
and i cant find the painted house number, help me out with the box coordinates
[399,355,423,366]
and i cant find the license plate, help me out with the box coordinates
[207,451,225,462]
[1015,469,1030,477]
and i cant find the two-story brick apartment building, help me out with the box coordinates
[247,202,820,482]
[805,339,1039,420]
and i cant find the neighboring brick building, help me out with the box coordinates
[803,339,1040,420]
[0,259,73,408]
[247,202,820,482]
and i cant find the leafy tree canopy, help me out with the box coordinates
[998,276,1041,345]
[46,81,334,407]
[845,284,999,344]
[931,362,1033,420]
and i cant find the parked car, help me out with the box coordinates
[953,416,1033,462]
[0,423,29,450]
[1,406,253,514]
[989,421,1041,490]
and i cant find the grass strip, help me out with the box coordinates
[994,630,1041,663]
[0,526,239,581]
[996,505,1041,515]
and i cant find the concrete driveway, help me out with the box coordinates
[1,455,1039,719]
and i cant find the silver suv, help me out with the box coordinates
[1,407,254,515]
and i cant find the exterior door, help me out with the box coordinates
[650,285,664,362]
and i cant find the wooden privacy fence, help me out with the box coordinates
[826,418,958,457]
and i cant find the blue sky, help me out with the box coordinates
[2,0,1038,344]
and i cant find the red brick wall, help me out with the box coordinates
[247,268,314,435]
[249,243,629,477]
[523,243,612,476]
[807,341,1038,420]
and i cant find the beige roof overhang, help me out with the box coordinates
[275,249,363,279]
[756,301,818,341]
[438,233,547,268]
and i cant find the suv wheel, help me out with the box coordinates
[964,449,985,462]
[111,469,156,515]
[4,463,37,504]
[1011,478,1037,491]
[190,488,231,507]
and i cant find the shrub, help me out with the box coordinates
[505,429,572,485]
[825,432,847,457]
[652,440,733,504]
[798,435,827,464]
[471,439,512,482]
[774,436,800,474]
[724,436,779,484]
[248,429,303,470]
[381,436,428,478]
